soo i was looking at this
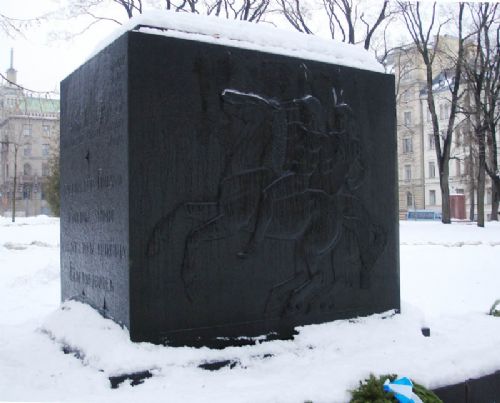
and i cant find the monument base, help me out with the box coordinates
[60,23,399,346]
[433,371,500,403]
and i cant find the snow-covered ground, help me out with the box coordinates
[0,217,499,403]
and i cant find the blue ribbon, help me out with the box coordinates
[383,377,423,403]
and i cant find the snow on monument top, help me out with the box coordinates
[91,10,384,73]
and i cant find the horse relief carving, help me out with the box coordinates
[147,67,387,318]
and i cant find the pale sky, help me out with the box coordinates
[0,0,126,95]
[0,0,319,94]
[0,0,463,96]
[0,0,376,94]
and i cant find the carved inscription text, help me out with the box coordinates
[62,241,127,259]
[67,209,115,225]
[63,172,123,197]
[69,263,114,292]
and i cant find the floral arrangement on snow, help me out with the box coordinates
[349,374,442,403]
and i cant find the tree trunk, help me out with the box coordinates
[468,148,476,221]
[425,65,451,224]
[12,146,17,223]
[487,128,498,221]
[440,165,451,224]
[477,168,485,226]
[469,184,475,221]
[492,185,499,221]
[477,133,486,227]
[399,2,464,225]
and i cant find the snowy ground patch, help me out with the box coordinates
[0,217,499,402]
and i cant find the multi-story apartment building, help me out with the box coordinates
[392,35,496,220]
[0,53,60,217]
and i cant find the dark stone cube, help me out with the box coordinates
[60,30,399,346]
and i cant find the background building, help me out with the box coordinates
[0,51,60,217]
[391,36,497,220]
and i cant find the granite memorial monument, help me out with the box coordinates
[60,24,399,346]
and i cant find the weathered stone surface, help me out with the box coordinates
[433,371,500,403]
[60,30,399,346]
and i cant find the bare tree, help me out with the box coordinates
[461,3,499,224]
[54,0,134,30]
[276,0,313,34]
[480,6,500,221]
[114,0,143,17]
[277,0,393,50]
[0,95,33,222]
[0,12,50,38]
[398,1,466,224]
[0,13,26,38]
[386,45,421,102]
[0,134,19,222]
[465,133,477,220]
[0,52,59,220]
[56,0,270,31]
[204,0,270,21]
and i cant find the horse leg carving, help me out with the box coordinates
[286,252,323,315]
[147,202,218,257]
[238,189,273,259]
[358,223,387,289]
[182,214,231,299]
[286,202,343,314]
[264,271,309,318]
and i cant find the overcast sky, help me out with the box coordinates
[0,0,125,95]
[0,0,465,96]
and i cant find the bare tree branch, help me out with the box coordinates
[276,0,313,34]
[398,1,465,224]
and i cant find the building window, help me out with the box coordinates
[42,125,51,136]
[23,163,32,176]
[404,111,412,126]
[22,184,31,200]
[428,134,435,150]
[456,188,465,194]
[403,89,411,102]
[439,104,450,120]
[465,159,472,176]
[402,137,413,153]
[404,164,412,181]
[42,163,49,177]
[456,160,462,176]
[486,187,492,204]
[429,161,436,178]
[23,144,32,157]
[406,191,413,208]
[41,184,47,200]
[401,69,409,81]
[429,190,436,205]
[42,144,50,156]
[23,124,32,136]
[455,128,462,146]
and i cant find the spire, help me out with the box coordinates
[6,48,17,85]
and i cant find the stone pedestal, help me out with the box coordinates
[60,30,399,346]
